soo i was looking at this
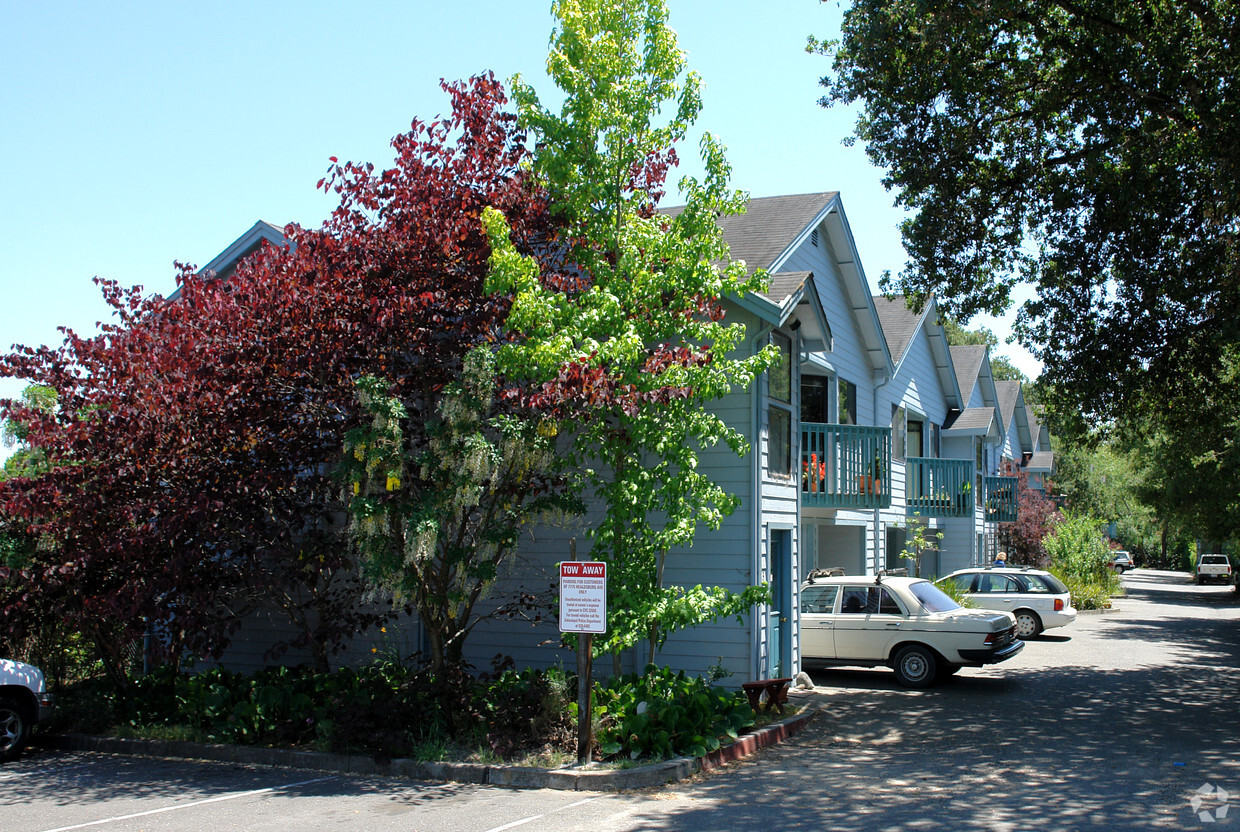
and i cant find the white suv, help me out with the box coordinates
[939,567,1077,639]
[1195,554,1233,585]
[1,659,55,761]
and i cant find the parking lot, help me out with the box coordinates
[2,569,1237,831]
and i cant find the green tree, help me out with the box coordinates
[487,0,774,663]
[896,516,942,578]
[814,1,1240,429]
[1,384,56,481]
[1123,352,1240,559]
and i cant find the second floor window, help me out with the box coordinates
[769,407,792,478]
[768,332,794,479]
[838,378,857,425]
[892,406,906,459]
[769,332,792,403]
[802,375,829,423]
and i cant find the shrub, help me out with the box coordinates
[120,660,579,762]
[593,665,755,761]
[1043,512,1121,608]
[477,665,575,759]
[935,578,977,608]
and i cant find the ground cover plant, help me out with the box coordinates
[50,661,759,766]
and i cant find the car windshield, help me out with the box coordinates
[910,580,961,613]
[1201,555,1227,564]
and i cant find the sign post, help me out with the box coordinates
[560,549,606,765]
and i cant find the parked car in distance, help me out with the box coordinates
[1196,553,1234,585]
[938,567,1077,639]
[1106,551,1135,573]
[1,659,55,762]
[799,572,1023,689]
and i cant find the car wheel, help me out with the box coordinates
[892,645,938,689]
[0,696,29,762]
[1114,565,1124,574]
[1014,610,1043,639]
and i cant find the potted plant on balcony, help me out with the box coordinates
[858,451,883,496]
[803,453,826,493]
[956,480,972,513]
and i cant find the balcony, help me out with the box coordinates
[984,475,1019,522]
[905,457,974,518]
[801,423,892,510]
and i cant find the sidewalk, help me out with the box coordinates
[37,692,821,792]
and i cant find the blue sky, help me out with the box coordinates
[0,0,1038,461]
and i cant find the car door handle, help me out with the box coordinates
[885,622,902,628]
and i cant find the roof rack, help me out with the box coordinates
[806,567,846,583]
[875,568,908,583]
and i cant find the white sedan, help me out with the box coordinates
[799,573,1023,688]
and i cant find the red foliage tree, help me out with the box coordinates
[0,73,555,681]
[998,468,1064,568]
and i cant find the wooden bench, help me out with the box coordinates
[741,677,793,714]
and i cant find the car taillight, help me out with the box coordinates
[1054,598,1064,612]
[983,632,995,645]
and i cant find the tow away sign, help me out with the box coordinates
[559,561,607,634]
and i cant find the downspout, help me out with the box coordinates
[749,322,774,679]
[871,369,891,575]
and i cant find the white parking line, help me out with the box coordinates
[482,797,602,832]
[35,775,336,832]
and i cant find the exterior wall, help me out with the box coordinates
[879,317,955,578]
[783,243,879,427]
[784,234,884,577]
[1001,416,1021,466]
[209,602,423,676]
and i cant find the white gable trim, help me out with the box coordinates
[767,194,892,377]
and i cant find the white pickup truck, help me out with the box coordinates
[1195,553,1234,586]
[1,659,55,761]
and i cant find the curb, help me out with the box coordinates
[36,706,817,792]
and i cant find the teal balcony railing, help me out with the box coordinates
[906,457,974,518]
[984,475,1019,522]
[801,423,892,509]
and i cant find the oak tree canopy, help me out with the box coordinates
[815,0,1239,426]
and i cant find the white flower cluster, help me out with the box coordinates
[403,518,438,566]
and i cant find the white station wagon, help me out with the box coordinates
[939,567,1078,638]
[799,573,1024,688]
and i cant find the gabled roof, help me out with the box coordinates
[1024,451,1054,473]
[995,380,1021,431]
[714,192,839,278]
[872,296,921,366]
[950,344,988,405]
[168,220,287,301]
[697,191,892,375]
[1028,405,1053,453]
[995,380,1033,452]
[872,295,963,411]
[942,407,997,436]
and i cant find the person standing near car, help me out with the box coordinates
[993,551,1008,568]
